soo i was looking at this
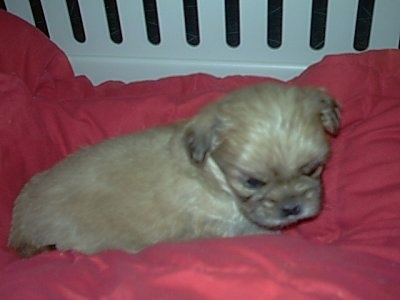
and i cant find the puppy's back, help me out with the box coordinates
[8,125,185,256]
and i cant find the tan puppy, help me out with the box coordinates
[8,83,340,257]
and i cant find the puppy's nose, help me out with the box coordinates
[281,203,302,217]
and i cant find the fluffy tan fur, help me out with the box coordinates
[8,83,340,257]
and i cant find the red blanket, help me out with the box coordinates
[0,11,399,299]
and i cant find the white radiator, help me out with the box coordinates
[4,0,400,84]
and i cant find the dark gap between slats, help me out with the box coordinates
[65,0,86,43]
[143,0,161,45]
[104,0,123,44]
[183,0,200,46]
[267,0,282,49]
[225,0,240,47]
[310,0,328,50]
[0,0,6,11]
[29,0,49,37]
[354,0,375,51]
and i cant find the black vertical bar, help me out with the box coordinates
[0,0,6,10]
[267,0,282,48]
[29,0,50,37]
[143,0,161,45]
[225,0,240,47]
[104,0,123,44]
[65,0,86,43]
[183,0,200,46]
[354,0,375,51]
[310,0,328,50]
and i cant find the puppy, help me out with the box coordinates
[8,83,340,257]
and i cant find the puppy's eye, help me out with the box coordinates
[243,177,266,189]
[302,165,323,177]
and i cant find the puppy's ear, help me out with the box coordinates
[309,87,341,135]
[320,97,341,135]
[183,113,224,164]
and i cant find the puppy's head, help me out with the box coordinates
[184,83,340,229]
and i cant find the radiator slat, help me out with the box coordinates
[282,0,313,51]
[325,0,358,52]
[369,0,400,49]
[117,0,149,49]
[240,0,268,51]
[196,0,226,50]
[76,1,111,48]
[40,0,75,46]
[156,0,186,48]
[4,0,34,24]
